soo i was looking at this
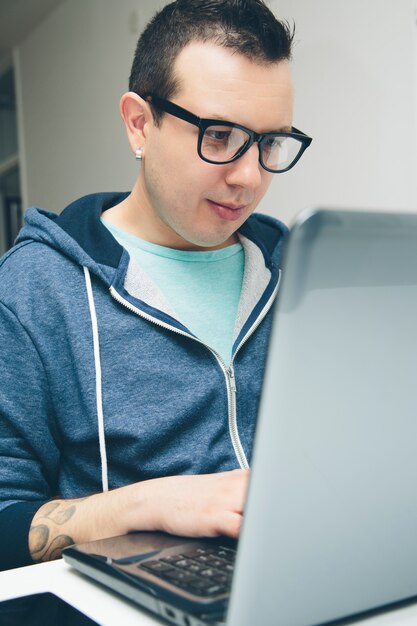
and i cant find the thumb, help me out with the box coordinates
[215,511,243,539]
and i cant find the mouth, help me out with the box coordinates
[207,199,248,222]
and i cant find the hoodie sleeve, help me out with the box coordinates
[0,501,45,569]
[0,301,59,570]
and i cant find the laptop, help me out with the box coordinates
[63,207,417,626]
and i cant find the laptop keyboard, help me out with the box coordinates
[138,545,236,597]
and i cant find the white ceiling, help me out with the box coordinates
[0,0,64,59]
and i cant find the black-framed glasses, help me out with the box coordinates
[142,92,312,173]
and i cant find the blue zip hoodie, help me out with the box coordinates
[0,192,287,570]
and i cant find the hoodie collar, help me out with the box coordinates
[56,192,128,268]
[18,191,288,278]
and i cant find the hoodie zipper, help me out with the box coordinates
[109,272,280,469]
[225,271,281,468]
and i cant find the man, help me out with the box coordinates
[0,0,311,570]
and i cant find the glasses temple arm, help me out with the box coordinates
[141,92,201,128]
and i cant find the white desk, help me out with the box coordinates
[0,559,166,625]
[1,559,417,626]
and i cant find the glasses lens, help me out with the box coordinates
[201,125,251,163]
[261,135,303,172]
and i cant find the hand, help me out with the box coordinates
[132,469,250,539]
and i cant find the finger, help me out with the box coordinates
[213,511,243,539]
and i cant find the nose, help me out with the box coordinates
[224,143,263,191]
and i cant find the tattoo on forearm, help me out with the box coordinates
[29,524,50,556]
[38,501,60,518]
[48,535,75,560]
[29,498,88,562]
[38,498,88,525]
[29,525,74,562]
[41,504,77,525]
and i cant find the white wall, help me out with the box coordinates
[16,0,417,222]
[17,0,164,212]
[261,0,417,224]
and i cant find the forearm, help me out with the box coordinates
[28,483,145,562]
[28,470,249,563]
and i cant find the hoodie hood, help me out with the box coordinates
[15,193,129,286]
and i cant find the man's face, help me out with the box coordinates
[138,42,294,250]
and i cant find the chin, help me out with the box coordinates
[195,235,237,251]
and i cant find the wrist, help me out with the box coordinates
[120,477,162,534]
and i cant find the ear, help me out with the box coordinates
[119,92,153,157]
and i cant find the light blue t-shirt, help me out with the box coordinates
[102,220,245,365]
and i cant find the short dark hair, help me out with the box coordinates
[129,0,294,123]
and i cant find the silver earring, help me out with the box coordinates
[135,147,143,161]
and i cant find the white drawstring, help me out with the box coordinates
[83,266,109,492]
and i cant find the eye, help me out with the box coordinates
[264,136,284,149]
[205,128,232,142]
[201,126,249,160]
